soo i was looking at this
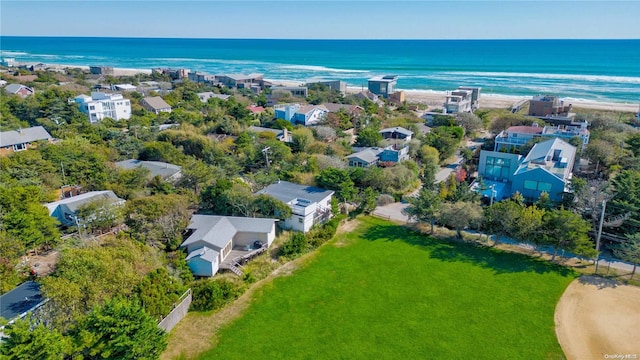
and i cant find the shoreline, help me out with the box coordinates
[10,62,640,113]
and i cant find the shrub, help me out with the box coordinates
[190,278,245,312]
[280,232,308,257]
[377,194,395,206]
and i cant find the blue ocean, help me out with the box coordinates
[1,37,639,103]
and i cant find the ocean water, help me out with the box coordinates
[1,37,639,103]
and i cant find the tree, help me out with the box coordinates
[613,233,640,279]
[316,168,357,203]
[455,112,483,134]
[541,208,595,262]
[290,127,315,153]
[0,317,72,360]
[76,198,124,234]
[355,125,383,147]
[135,268,186,320]
[356,187,378,215]
[404,187,442,234]
[72,298,167,360]
[482,200,522,246]
[438,201,482,239]
[585,139,616,175]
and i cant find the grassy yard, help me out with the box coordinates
[197,217,575,360]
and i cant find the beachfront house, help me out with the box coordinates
[368,75,398,98]
[44,190,125,228]
[75,92,132,122]
[270,86,309,98]
[444,88,474,114]
[529,95,572,117]
[256,181,334,233]
[89,66,115,76]
[115,159,182,183]
[473,138,576,203]
[215,73,265,91]
[141,96,172,114]
[0,126,53,155]
[494,123,589,153]
[4,84,34,97]
[307,80,347,94]
[273,103,329,126]
[180,215,277,277]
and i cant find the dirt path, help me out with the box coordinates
[161,219,355,360]
[555,276,640,360]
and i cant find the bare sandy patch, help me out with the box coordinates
[555,276,640,360]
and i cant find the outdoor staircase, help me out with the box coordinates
[228,263,244,276]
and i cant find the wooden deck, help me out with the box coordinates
[219,245,268,273]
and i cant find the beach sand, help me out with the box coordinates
[29,64,640,113]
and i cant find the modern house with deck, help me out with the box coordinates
[494,123,589,153]
[180,215,278,277]
[256,181,334,232]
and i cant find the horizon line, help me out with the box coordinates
[2,35,639,41]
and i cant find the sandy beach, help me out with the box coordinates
[18,64,640,113]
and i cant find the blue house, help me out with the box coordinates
[273,103,328,126]
[474,138,576,202]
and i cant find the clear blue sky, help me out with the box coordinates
[2,1,639,39]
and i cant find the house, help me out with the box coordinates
[307,80,347,94]
[152,68,190,80]
[44,190,125,227]
[457,86,481,111]
[322,103,364,117]
[74,92,132,122]
[248,126,292,143]
[215,73,265,91]
[368,75,398,98]
[474,138,576,202]
[115,159,182,183]
[89,66,115,76]
[4,84,34,97]
[380,127,413,143]
[0,126,52,154]
[180,215,278,277]
[443,88,474,114]
[346,145,409,168]
[346,147,384,167]
[197,92,230,102]
[273,103,329,126]
[187,71,217,85]
[256,181,333,232]
[246,105,266,114]
[270,86,309,98]
[529,95,572,117]
[0,80,7,87]
[141,96,172,114]
[111,84,137,92]
[0,281,46,327]
[353,90,383,105]
[494,123,589,152]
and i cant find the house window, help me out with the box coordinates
[12,143,27,151]
[485,156,511,179]
[298,217,304,223]
[524,180,552,192]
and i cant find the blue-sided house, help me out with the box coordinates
[368,75,398,98]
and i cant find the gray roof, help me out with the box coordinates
[321,103,362,113]
[380,127,413,137]
[222,73,263,81]
[197,92,230,101]
[346,147,384,163]
[0,281,44,321]
[4,84,32,95]
[0,126,52,147]
[115,159,181,179]
[142,96,171,110]
[516,138,576,179]
[185,246,219,263]
[256,181,334,204]
[45,191,124,215]
[181,215,277,250]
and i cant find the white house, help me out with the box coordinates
[74,92,132,123]
[44,190,125,227]
[256,181,334,232]
[180,215,278,277]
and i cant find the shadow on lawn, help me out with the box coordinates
[362,222,575,276]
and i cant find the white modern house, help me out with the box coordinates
[74,92,132,122]
[180,215,278,277]
[256,181,334,232]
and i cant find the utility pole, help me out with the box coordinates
[262,147,271,170]
[595,199,607,273]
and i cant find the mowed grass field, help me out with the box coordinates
[198,217,576,360]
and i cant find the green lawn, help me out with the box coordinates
[198,217,575,360]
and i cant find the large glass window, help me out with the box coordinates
[485,156,511,179]
[523,180,553,192]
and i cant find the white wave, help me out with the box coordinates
[147,57,270,66]
[443,71,640,84]
[278,64,369,73]
[0,51,29,56]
